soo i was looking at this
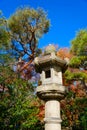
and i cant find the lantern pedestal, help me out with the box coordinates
[36,83,65,130]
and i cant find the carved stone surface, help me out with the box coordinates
[44,44,56,55]
[44,100,62,130]
[36,83,66,100]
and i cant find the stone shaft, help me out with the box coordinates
[44,100,61,130]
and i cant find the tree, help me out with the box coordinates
[0,69,42,130]
[58,29,87,130]
[70,29,87,56]
[0,36,43,130]
[0,50,43,130]
[8,7,50,73]
[0,9,45,130]
[65,29,87,87]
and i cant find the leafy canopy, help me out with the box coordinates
[71,29,87,56]
[8,7,50,62]
[0,11,11,49]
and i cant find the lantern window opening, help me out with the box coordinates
[45,70,51,78]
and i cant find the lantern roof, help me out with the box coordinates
[34,52,67,73]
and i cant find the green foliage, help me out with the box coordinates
[8,7,50,36]
[69,56,81,68]
[63,29,87,130]
[61,92,87,130]
[71,29,87,56]
[65,29,87,82]
[0,63,42,129]
[0,35,42,130]
[75,98,87,130]
[0,9,45,129]
[65,70,87,81]
[0,29,10,47]
[0,11,11,49]
[7,7,50,60]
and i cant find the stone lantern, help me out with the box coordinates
[34,44,67,130]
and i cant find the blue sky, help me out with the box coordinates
[0,0,87,49]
